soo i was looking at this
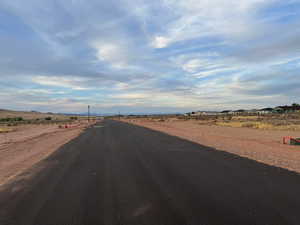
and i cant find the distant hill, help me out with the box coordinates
[0,109,68,120]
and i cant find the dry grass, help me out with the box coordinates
[123,113,300,131]
[216,121,300,131]
[0,127,14,133]
[231,116,259,120]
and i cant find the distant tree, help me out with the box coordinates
[45,117,52,121]
[292,103,300,107]
[0,117,23,122]
[221,110,231,113]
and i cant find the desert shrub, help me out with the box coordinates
[241,122,255,128]
[216,121,243,127]
[7,122,18,126]
[0,117,23,122]
[0,127,13,133]
[45,117,52,121]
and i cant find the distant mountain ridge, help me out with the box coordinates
[0,109,68,120]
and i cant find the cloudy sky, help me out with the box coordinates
[0,0,300,114]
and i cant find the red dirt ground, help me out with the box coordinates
[0,123,87,186]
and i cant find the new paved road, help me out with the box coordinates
[1,120,300,225]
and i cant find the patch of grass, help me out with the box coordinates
[0,117,23,122]
[273,124,300,131]
[216,121,244,128]
[232,116,259,120]
[241,122,274,129]
[0,127,13,133]
[216,121,300,131]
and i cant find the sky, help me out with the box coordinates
[0,0,300,114]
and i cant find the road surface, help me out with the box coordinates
[0,120,300,225]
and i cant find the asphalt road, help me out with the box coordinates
[0,120,300,225]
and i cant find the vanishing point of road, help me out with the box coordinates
[0,120,300,225]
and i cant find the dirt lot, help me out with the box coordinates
[124,119,300,173]
[0,123,87,186]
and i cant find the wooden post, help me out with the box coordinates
[88,105,90,122]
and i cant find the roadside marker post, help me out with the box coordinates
[283,136,292,144]
[88,105,90,123]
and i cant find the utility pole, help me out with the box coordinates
[88,105,90,122]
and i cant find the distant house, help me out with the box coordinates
[257,105,300,114]
[221,110,232,114]
[194,111,206,116]
[185,111,221,116]
[231,109,245,115]
[190,111,212,116]
[258,108,273,114]
[185,111,201,116]
[248,109,259,114]
[273,107,285,113]
[204,111,221,116]
[275,105,300,113]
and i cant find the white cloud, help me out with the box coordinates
[92,42,122,63]
[1,0,300,113]
[17,89,67,95]
[192,67,237,78]
[110,93,149,99]
[170,51,238,78]
[182,59,221,73]
[182,59,203,73]
[91,40,141,70]
[33,76,90,90]
[152,36,171,48]
[151,0,275,48]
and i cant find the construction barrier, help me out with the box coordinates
[59,123,81,129]
[283,136,292,144]
[283,136,300,145]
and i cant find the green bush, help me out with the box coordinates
[0,117,23,122]
[7,122,18,126]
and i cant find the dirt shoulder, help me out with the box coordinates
[0,123,87,186]
[124,119,300,173]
